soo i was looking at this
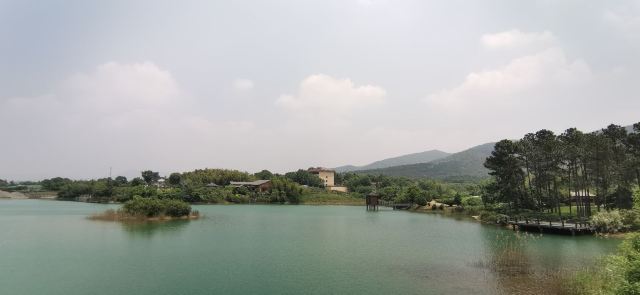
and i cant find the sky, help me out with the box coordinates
[1,0,639,180]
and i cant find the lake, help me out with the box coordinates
[0,200,620,294]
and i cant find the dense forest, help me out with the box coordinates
[484,123,640,220]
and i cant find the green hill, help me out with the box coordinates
[356,143,495,182]
[335,150,450,172]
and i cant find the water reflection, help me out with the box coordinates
[120,219,190,238]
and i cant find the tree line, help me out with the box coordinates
[21,167,481,207]
[484,123,640,218]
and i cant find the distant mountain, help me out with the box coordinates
[335,150,451,172]
[356,142,496,182]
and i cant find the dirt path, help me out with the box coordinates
[0,190,28,199]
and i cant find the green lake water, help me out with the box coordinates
[0,200,621,294]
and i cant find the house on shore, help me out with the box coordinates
[308,167,348,192]
[569,190,596,202]
[229,180,272,192]
[308,167,335,187]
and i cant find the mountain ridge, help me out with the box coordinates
[354,142,496,181]
[335,149,450,172]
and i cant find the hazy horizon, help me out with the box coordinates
[2,0,639,180]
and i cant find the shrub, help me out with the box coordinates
[591,210,624,233]
[462,196,483,207]
[226,194,250,204]
[163,199,191,217]
[479,211,508,224]
[440,197,455,206]
[415,195,428,206]
[621,209,640,231]
[453,194,462,206]
[123,197,164,217]
[122,196,192,218]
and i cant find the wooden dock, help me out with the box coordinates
[507,217,593,235]
[379,201,412,210]
[365,193,412,211]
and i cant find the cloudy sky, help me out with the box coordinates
[1,0,639,180]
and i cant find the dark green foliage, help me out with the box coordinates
[156,188,183,200]
[284,169,323,187]
[184,187,231,203]
[453,193,462,206]
[614,187,634,210]
[415,194,428,206]
[482,123,640,219]
[114,176,128,186]
[254,170,274,180]
[41,177,73,191]
[168,173,182,186]
[484,140,528,209]
[163,199,192,217]
[180,168,252,186]
[343,173,372,192]
[226,194,250,204]
[141,170,160,185]
[130,177,145,186]
[122,196,192,217]
[0,179,8,187]
[402,185,423,204]
[462,196,483,207]
[271,177,304,203]
[57,182,92,199]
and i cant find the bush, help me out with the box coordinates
[415,195,428,206]
[122,196,192,218]
[604,233,640,294]
[453,194,462,206]
[226,194,250,204]
[440,197,455,206]
[479,211,508,224]
[591,210,624,233]
[621,209,640,231]
[163,199,192,217]
[462,196,483,207]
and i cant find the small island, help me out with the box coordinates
[90,196,200,221]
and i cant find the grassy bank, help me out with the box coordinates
[300,192,364,205]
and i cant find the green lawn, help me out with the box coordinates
[300,192,364,205]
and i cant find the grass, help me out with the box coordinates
[300,192,364,205]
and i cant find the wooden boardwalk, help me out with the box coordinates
[507,218,594,235]
[379,201,412,210]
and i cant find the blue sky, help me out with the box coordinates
[1,0,639,180]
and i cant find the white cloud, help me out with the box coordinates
[63,62,180,112]
[604,5,640,42]
[481,29,556,50]
[426,47,591,109]
[421,31,640,145]
[0,62,267,179]
[276,74,386,117]
[232,78,254,91]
